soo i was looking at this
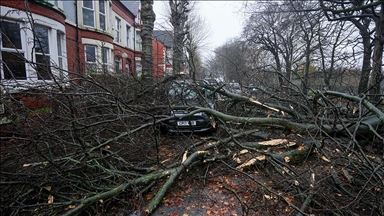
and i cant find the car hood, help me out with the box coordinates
[171,98,214,109]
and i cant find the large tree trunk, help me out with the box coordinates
[169,0,189,74]
[357,21,372,94]
[369,2,384,98]
[140,0,156,78]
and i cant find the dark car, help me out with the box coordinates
[161,79,217,133]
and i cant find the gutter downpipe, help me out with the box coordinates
[75,1,81,81]
[133,13,136,75]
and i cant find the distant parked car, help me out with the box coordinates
[161,79,217,133]
[229,82,242,94]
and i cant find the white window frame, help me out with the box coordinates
[115,55,122,74]
[99,0,106,31]
[135,57,142,76]
[0,20,27,80]
[85,45,97,74]
[82,0,95,28]
[115,17,121,43]
[34,25,52,80]
[57,32,65,79]
[126,24,131,47]
[101,47,109,74]
[135,30,142,51]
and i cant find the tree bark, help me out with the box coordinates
[369,2,384,98]
[169,0,189,74]
[140,0,156,78]
[144,150,208,214]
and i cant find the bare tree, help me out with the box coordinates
[243,2,299,89]
[319,0,384,96]
[185,5,211,81]
[205,38,249,85]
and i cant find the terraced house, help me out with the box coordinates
[0,0,145,90]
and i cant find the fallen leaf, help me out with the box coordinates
[146,194,151,200]
[321,156,331,162]
[47,195,54,204]
[284,157,290,163]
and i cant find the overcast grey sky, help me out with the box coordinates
[153,1,245,53]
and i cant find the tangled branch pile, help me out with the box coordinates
[1,75,383,215]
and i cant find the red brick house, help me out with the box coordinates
[153,37,165,79]
[0,0,172,89]
[0,0,67,88]
[153,30,174,76]
[63,0,142,78]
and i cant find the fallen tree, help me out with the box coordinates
[1,75,383,215]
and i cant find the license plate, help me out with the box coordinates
[177,121,196,126]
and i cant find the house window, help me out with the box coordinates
[0,20,26,80]
[135,58,142,76]
[99,0,106,31]
[135,31,142,51]
[34,25,51,80]
[115,56,122,74]
[57,32,65,79]
[101,47,109,73]
[126,25,130,47]
[82,0,94,27]
[85,45,97,74]
[125,58,130,74]
[115,17,120,43]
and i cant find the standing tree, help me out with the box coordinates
[140,0,156,78]
[319,0,384,96]
[207,38,249,84]
[169,0,190,74]
[184,4,210,81]
[243,2,298,89]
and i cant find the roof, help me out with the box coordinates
[153,30,174,48]
[120,0,140,17]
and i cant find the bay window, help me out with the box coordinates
[0,20,26,79]
[1,13,67,85]
[57,33,65,79]
[101,47,109,73]
[82,0,95,27]
[34,25,51,80]
[99,0,106,31]
[85,45,97,74]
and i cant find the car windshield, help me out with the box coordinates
[168,81,214,103]
[169,82,198,100]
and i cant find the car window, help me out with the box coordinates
[169,82,198,100]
